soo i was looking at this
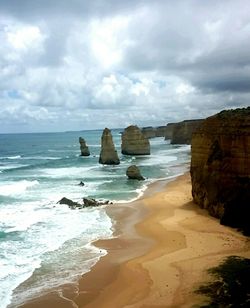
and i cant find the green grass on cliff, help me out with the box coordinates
[217,106,250,118]
[196,256,250,307]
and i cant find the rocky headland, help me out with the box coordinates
[191,107,250,234]
[171,119,204,144]
[141,126,157,138]
[140,120,204,144]
[122,125,150,155]
[164,123,175,140]
[99,128,120,165]
[141,125,168,138]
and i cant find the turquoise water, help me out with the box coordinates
[0,129,190,307]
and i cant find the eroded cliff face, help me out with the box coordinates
[141,126,167,138]
[141,127,157,138]
[155,126,166,137]
[122,125,150,155]
[99,128,120,165]
[171,120,204,144]
[191,108,250,234]
[164,123,175,140]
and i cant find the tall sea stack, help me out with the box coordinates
[79,137,90,156]
[190,107,250,234]
[122,125,150,155]
[99,128,120,165]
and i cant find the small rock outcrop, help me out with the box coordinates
[122,125,150,155]
[171,119,204,144]
[83,198,109,207]
[126,165,145,180]
[58,197,110,209]
[191,107,250,234]
[79,137,90,156]
[57,197,82,209]
[99,128,120,165]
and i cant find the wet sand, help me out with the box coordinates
[20,174,250,308]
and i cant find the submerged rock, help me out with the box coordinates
[79,137,90,156]
[191,107,250,234]
[126,165,145,180]
[122,125,150,155]
[99,128,120,165]
[83,198,109,207]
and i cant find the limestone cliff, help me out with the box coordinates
[141,127,156,138]
[99,128,120,165]
[122,125,150,155]
[164,123,175,140]
[191,107,250,234]
[79,137,90,156]
[171,119,204,144]
[141,125,167,138]
[155,126,166,137]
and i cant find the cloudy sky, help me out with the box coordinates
[0,0,249,133]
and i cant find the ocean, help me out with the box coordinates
[0,129,190,307]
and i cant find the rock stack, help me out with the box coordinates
[191,107,250,234]
[122,125,150,155]
[79,137,90,156]
[99,128,120,165]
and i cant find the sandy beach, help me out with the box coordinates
[20,173,250,308]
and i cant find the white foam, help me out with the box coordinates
[0,180,39,197]
[140,154,177,166]
[114,182,149,203]
[22,156,62,160]
[0,203,113,308]
[0,164,28,171]
[0,155,22,160]
[40,166,96,178]
[164,145,191,154]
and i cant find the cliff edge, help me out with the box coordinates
[191,107,250,234]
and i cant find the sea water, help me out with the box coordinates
[0,130,190,307]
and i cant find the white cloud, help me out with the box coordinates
[0,0,249,133]
[90,16,130,69]
[7,25,44,50]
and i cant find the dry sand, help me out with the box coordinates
[20,174,250,308]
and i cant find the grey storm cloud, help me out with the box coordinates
[0,0,144,20]
[0,0,249,133]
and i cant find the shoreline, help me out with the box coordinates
[19,173,250,307]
